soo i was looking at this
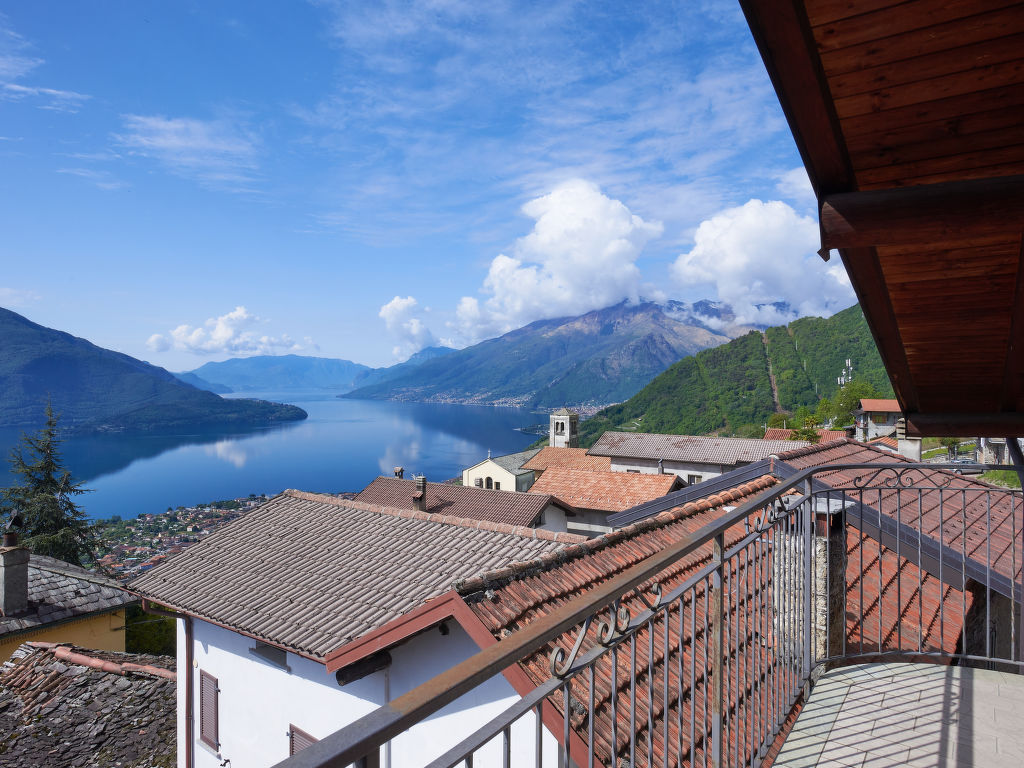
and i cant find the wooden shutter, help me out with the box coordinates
[289,725,318,755]
[199,670,219,749]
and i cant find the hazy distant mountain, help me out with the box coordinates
[344,302,734,408]
[0,307,307,432]
[173,371,233,394]
[350,346,457,389]
[188,355,372,392]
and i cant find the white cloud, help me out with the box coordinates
[451,179,662,343]
[146,306,310,356]
[671,199,854,325]
[776,166,816,210]
[379,295,437,358]
[56,167,128,191]
[0,17,89,112]
[0,286,40,307]
[114,114,259,190]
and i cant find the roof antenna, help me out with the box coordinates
[487,449,491,459]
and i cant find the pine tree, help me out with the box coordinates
[1,404,95,566]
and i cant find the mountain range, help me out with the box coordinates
[578,304,894,444]
[0,308,307,432]
[342,301,752,408]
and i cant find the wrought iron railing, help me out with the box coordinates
[274,463,1023,768]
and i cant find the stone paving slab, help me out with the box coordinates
[773,663,1024,768]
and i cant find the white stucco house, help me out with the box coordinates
[586,432,809,486]
[129,490,583,768]
[461,447,541,491]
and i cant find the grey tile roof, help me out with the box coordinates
[0,555,137,638]
[129,490,581,660]
[587,432,810,465]
[0,642,175,768]
[488,447,543,475]
[357,476,567,527]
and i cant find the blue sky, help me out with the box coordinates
[0,1,853,371]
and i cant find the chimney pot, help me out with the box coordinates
[414,476,427,512]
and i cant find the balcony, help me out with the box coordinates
[275,461,1024,767]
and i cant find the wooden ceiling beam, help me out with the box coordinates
[739,0,854,200]
[838,246,920,413]
[906,412,1024,438]
[821,175,1024,250]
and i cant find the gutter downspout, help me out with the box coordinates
[143,599,193,768]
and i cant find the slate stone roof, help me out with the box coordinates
[0,642,175,768]
[521,447,611,473]
[486,447,543,476]
[0,555,136,639]
[528,467,683,512]
[357,476,572,527]
[129,490,581,660]
[587,432,809,465]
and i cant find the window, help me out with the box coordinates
[485,477,492,489]
[199,670,219,749]
[626,469,640,474]
[289,725,319,756]
[494,481,500,490]
[474,478,483,487]
[555,421,564,435]
[687,474,702,485]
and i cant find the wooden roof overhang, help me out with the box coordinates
[740,0,1024,437]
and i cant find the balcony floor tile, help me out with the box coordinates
[773,663,1024,768]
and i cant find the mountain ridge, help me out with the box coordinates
[343,301,737,408]
[0,307,307,432]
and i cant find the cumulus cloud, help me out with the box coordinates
[379,295,437,359]
[775,166,816,210]
[671,199,854,325]
[451,179,663,343]
[146,306,311,356]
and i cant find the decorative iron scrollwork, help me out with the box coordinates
[549,614,593,678]
[844,466,954,490]
[749,501,794,533]
[597,599,631,646]
[635,581,664,612]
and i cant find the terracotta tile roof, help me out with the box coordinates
[461,467,971,766]
[356,476,569,527]
[527,467,682,512]
[775,439,1021,598]
[0,555,137,638]
[588,432,809,464]
[858,398,901,413]
[461,475,778,767]
[867,434,899,450]
[522,446,611,473]
[0,642,175,768]
[762,427,846,443]
[129,490,581,660]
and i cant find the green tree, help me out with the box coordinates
[829,379,881,428]
[790,417,821,444]
[940,437,960,459]
[1,405,95,566]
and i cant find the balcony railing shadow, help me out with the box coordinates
[274,462,1024,768]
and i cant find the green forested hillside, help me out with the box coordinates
[579,305,893,444]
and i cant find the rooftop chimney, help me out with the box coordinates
[413,475,427,512]
[0,534,29,617]
[394,466,404,479]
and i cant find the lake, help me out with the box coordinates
[0,394,543,520]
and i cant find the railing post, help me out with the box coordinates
[711,532,725,768]
[802,481,813,685]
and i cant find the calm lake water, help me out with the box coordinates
[0,394,542,520]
